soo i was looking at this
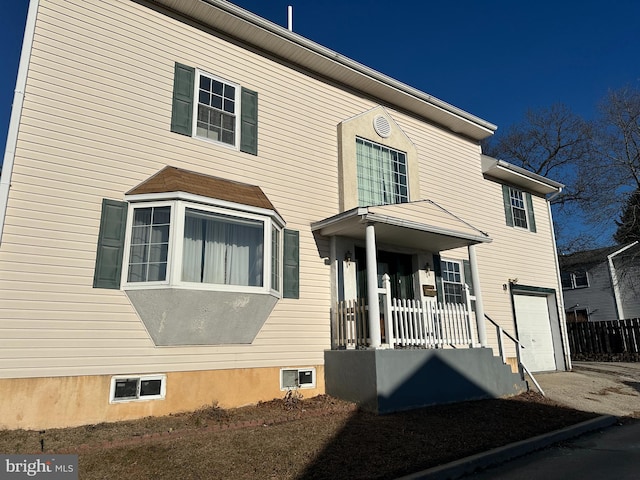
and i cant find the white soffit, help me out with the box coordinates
[145,0,497,141]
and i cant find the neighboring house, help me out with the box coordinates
[560,242,640,322]
[0,0,570,429]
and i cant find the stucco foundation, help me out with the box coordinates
[0,366,325,430]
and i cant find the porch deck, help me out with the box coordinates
[327,275,528,413]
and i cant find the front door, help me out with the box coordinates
[355,247,414,300]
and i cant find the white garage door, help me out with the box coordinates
[514,294,556,372]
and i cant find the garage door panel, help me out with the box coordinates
[514,294,556,372]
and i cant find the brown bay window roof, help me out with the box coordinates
[126,166,276,211]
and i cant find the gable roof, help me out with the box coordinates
[311,200,491,252]
[126,166,276,211]
[145,0,496,141]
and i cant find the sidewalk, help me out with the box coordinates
[398,362,640,480]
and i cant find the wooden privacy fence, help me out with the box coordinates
[567,318,640,357]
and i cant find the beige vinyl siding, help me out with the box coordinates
[0,0,366,378]
[0,0,562,380]
[394,113,561,356]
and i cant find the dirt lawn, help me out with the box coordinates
[0,388,609,480]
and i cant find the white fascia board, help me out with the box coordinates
[0,0,39,245]
[364,212,492,244]
[481,155,564,195]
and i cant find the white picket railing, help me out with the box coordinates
[333,275,475,349]
[388,298,473,348]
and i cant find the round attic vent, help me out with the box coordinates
[373,115,391,138]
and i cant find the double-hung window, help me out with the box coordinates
[356,137,408,206]
[123,200,282,294]
[509,188,528,229]
[501,185,537,232]
[127,206,171,283]
[440,260,464,304]
[171,62,258,155]
[195,73,238,146]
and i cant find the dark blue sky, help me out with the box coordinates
[2,0,639,165]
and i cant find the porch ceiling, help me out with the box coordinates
[311,200,492,252]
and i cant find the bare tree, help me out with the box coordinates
[586,87,640,221]
[614,189,640,244]
[483,104,593,207]
[482,104,596,251]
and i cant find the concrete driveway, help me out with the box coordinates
[533,361,640,417]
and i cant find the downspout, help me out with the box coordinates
[607,241,639,320]
[547,187,572,370]
[0,0,39,245]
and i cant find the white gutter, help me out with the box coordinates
[547,186,572,370]
[0,0,38,245]
[607,241,639,320]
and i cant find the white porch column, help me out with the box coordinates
[468,244,487,347]
[365,223,382,348]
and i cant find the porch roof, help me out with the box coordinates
[311,200,492,251]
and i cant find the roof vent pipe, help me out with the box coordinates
[287,5,293,31]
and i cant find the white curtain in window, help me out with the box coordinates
[202,218,227,284]
[182,214,203,283]
[183,210,263,286]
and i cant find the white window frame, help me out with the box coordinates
[509,187,529,230]
[356,137,409,206]
[280,367,316,390]
[109,374,166,403]
[122,193,284,295]
[270,225,282,295]
[193,69,241,149]
[562,270,589,289]
[440,259,465,304]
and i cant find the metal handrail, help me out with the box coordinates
[484,313,523,349]
[483,314,545,396]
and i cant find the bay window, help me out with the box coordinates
[123,200,282,294]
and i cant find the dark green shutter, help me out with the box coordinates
[240,87,258,155]
[502,185,514,227]
[171,63,195,136]
[432,253,444,304]
[93,199,128,289]
[525,192,537,232]
[283,229,299,299]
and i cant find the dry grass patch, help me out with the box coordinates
[0,393,601,480]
